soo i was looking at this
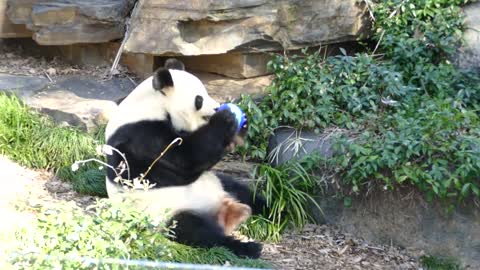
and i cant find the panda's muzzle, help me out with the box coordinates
[203,115,212,121]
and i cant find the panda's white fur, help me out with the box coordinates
[105,171,228,218]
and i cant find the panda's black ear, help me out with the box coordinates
[152,68,174,91]
[164,58,185,71]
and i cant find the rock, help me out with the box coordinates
[124,0,370,56]
[47,75,134,102]
[457,2,480,71]
[58,43,119,67]
[121,53,156,80]
[1,74,135,131]
[194,71,272,103]
[311,187,480,269]
[0,0,32,38]
[6,0,135,45]
[28,76,135,131]
[266,127,335,167]
[176,53,273,79]
[46,67,56,76]
[0,74,49,98]
[213,160,257,185]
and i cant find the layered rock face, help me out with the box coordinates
[124,0,370,55]
[0,0,32,38]
[6,0,135,45]
[3,0,370,78]
[457,2,480,71]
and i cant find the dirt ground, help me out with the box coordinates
[261,225,420,270]
[0,39,135,80]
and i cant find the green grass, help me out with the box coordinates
[0,93,99,170]
[0,93,107,196]
[421,255,462,270]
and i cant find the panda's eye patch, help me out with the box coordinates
[195,95,203,111]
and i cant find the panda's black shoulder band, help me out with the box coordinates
[152,68,174,91]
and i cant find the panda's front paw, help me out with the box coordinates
[210,109,237,143]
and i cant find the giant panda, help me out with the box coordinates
[104,58,267,258]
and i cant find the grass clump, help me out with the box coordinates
[0,93,108,196]
[0,93,100,172]
[241,154,323,242]
[420,255,462,270]
[9,199,270,270]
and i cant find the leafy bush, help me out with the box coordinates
[238,52,412,160]
[331,98,480,201]
[238,0,480,202]
[9,199,270,269]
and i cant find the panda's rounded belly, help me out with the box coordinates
[106,171,227,217]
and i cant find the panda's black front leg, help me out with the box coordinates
[182,109,237,172]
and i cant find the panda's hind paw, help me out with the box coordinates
[229,241,263,259]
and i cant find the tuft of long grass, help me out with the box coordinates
[0,92,109,196]
[420,255,462,270]
[241,154,323,242]
[0,93,101,171]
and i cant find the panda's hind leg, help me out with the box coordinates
[217,173,269,216]
[168,210,262,259]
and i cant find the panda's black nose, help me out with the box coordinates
[214,107,219,112]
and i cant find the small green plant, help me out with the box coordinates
[241,154,323,242]
[9,199,270,269]
[421,255,462,270]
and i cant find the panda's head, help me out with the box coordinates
[106,59,219,139]
[153,59,220,132]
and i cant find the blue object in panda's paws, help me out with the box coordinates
[217,103,246,133]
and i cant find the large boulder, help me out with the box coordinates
[6,0,135,45]
[0,0,32,38]
[0,74,135,132]
[124,0,370,56]
[457,2,480,71]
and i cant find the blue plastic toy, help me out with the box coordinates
[217,103,247,132]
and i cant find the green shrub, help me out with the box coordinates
[237,0,480,203]
[238,52,411,160]
[9,199,270,269]
[331,98,480,200]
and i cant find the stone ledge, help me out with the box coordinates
[124,0,370,55]
[0,74,135,132]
